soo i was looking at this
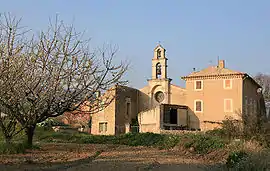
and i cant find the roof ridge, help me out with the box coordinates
[183,66,244,78]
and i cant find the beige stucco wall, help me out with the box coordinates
[184,76,243,131]
[203,122,222,130]
[138,106,161,133]
[139,86,150,112]
[170,84,186,105]
[91,97,116,135]
[139,81,187,112]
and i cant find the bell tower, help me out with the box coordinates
[152,44,168,79]
[147,43,172,106]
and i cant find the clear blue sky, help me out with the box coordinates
[1,0,270,88]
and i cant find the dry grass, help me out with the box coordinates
[242,140,264,152]
[228,140,264,153]
[0,139,268,170]
[0,143,106,165]
[0,143,214,171]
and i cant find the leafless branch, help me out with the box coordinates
[0,14,128,145]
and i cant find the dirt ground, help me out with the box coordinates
[0,143,224,171]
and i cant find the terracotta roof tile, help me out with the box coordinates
[183,66,244,78]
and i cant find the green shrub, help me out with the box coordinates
[183,134,225,154]
[158,134,180,149]
[0,143,25,154]
[205,128,226,137]
[78,134,116,144]
[114,133,179,149]
[226,151,248,168]
[0,142,39,154]
[77,132,171,147]
[119,133,165,146]
[37,131,180,149]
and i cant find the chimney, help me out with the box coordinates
[218,60,225,68]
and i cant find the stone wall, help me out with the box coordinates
[138,106,161,133]
[160,129,202,135]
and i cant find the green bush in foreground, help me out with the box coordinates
[38,132,180,149]
[0,142,39,154]
[183,134,225,154]
[36,130,227,153]
[205,128,227,138]
[226,151,248,168]
[39,131,225,153]
[0,143,26,154]
[118,133,180,149]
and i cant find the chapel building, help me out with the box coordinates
[90,44,266,135]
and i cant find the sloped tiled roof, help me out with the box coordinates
[182,66,244,78]
[181,65,262,88]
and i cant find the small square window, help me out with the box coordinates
[194,100,203,112]
[224,99,233,112]
[195,81,203,90]
[224,79,232,89]
[99,122,108,133]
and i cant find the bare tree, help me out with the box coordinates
[60,87,116,127]
[0,14,31,143]
[254,73,270,102]
[0,14,128,146]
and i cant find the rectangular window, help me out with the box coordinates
[99,122,107,133]
[224,79,232,89]
[194,100,203,112]
[194,80,203,90]
[224,99,233,112]
[125,97,131,117]
[126,102,131,116]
